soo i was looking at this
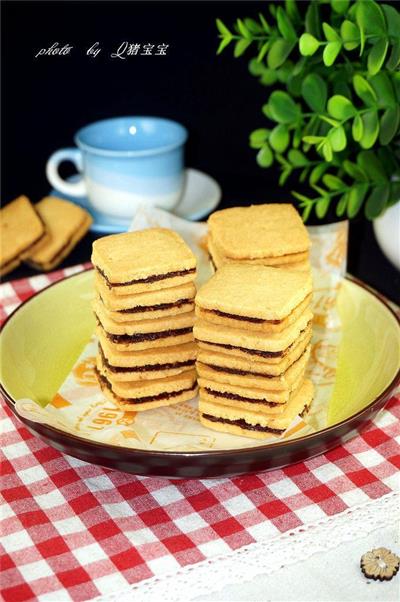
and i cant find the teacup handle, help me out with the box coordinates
[46,148,86,197]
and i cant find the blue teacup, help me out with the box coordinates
[46,116,188,219]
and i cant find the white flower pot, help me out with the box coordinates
[373,202,400,271]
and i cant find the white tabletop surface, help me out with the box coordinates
[195,524,400,602]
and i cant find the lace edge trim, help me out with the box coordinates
[93,490,399,602]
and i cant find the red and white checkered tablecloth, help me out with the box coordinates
[1,266,399,602]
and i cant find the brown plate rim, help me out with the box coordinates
[0,268,399,459]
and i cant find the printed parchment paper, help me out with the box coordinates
[15,209,348,451]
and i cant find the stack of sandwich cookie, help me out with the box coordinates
[207,204,311,272]
[194,264,314,439]
[92,228,198,410]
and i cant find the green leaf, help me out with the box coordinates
[300,166,310,183]
[378,147,399,177]
[260,69,278,85]
[370,73,396,108]
[331,0,350,15]
[244,18,263,34]
[347,183,369,218]
[249,58,265,76]
[322,141,333,162]
[288,149,308,166]
[249,128,269,149]
[352,114,364,142]
[368,38,389,76]
[257,144,274,167]
[285,0,301,24]
[365,184,390,219]
[327,95,356,120]
[343,160,368,181]
[293,124,303,148]
[323,22,341,42]
[267,38,295,69]
[268,90,301,123]
[360,110,379,149]
[269,124,290,153]
[379,106,400,145]
[262,103,273,119]
[316,196,330,218]
[299,33,320,56]
[277,6,297,42]
[357,151,387,183]
[305,2,321,37]
[323,41,342,66]
[328,126,347,151]
[310,163,329,184]
[217,36,233,55]
[279,167,292,186]
[234,39,252,57]
[301,73,327,112]
[257,41,270,62]
[386,41,400,71]
[323,174,344,190]
[336,193,348,217]
[356,0,387,36]
[381,4,400,38]
[319,115,341,127]
[259,12,271,33]
[216,19,231,37]
[286,72,303,96]
[302,135,324,144]
[236,18,251,39]
[353,74,377,107]
[340,20,360,50]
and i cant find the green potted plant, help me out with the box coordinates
[216,0,400,253]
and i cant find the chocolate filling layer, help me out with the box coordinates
[197,340,283,358]
[204,295,310,325]
[96,267,195,288]
[202,414,284,434]
[196,323,310,359]
[117,298,192,314]
[207,309,274,324]
[96,369,196,404]
[99,345,195,373]
[204,363,275,378]
[105,326,193,344]
[204,387,279,407]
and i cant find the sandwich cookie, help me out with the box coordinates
[208,235,310,271]
[96,366,198,411]
[199,379,314,439]
[197,345,311,391]
[208,204,311,262]
[194,310,313,359]
[196,264,312,326]
[1,196,46,276]
[25,197,92,271]
[196,324,312,366]
[93,299,195,335]
[197,374,304,407]
[92,229,197,295]
[98,338,197,381]
[95,272,196,318]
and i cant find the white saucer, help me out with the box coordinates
[49,168,221,234]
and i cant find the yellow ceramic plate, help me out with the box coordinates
[1,269,399,478]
